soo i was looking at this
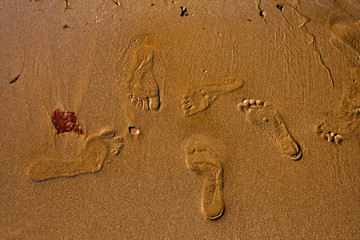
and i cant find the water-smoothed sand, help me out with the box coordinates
[1,0,360,238]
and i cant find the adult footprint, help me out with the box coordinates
[182,77,244,117]
[185,140,225,220]
[119,34,160,111]
[238,99,302,160]
[27,128,116,182]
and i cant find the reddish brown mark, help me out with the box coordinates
[51,109,84,135]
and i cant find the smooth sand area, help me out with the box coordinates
[1,0,360,238]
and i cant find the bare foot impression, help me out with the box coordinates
[185,140,225,220]
[316,109,360,145]
[316,122,344,144]
[112,136,124,155]
[316,86,360,145]
[27,128,117,182]
[238,99,302,160]
[182,76,244,117]
[118,34,160,111]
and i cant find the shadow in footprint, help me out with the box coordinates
[238,99,302,160]
[185,140,225,220]
[182,76,244,117]
[118,34,160,111]
[27,128,116,182]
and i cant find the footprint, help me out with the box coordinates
[112,136,124,155]
[316,123,343,144]
[27,128,116,182]
[238,99,302,160]
[315,106,360,145]
[315,79,360,145]
[185,140,225,220]
[119,34,160,111]
[182,76,244,117]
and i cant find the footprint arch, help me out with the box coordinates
[238,99,302,160]
[182,76,244,117]
[27,128,117,182]
[118,34,160,111]
[185,140,225,220]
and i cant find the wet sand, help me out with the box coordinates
[1,0,360,238]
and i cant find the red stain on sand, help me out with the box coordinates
[51,109,84,135]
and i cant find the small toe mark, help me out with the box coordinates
[327,132,334,142]
[143,99,150,110]
[183,103,192,110]
[131,96,139,105]
[243,99,250,107]
[183,94,190,99]
[184,110,191,116]
[256,100,264,105]
[99,128,116,139]
[317,123,325,133]
[182,99,190,104]
[321,132,327,140]
[149,96,160,111]
[113,148,121,155]
[334,134,343,144]
[136,99,143,109]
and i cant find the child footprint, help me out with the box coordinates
[182,76,244,117]
[112,136,124,155]
[185,140,225,220]
[238,99,302,160]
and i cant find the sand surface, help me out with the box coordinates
[1,0,360,239]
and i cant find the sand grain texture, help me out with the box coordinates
[1,0,360,239]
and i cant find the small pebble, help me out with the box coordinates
[129,126,140,135]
